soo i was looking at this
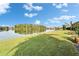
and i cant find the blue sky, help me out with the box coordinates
[0,3,79,27]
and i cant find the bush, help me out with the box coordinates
[63,25,66,30]
[75,27,79,36]
[67,31,75,35]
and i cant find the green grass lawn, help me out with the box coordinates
[0,30,78,56]
[0,35,34,56]
[0,33,40,56]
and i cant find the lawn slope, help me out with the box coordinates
[12,34,79,56]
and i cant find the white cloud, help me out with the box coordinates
[52,3,68,9]
[23,3,43,11]
[23,3,33,11]
[53,3,62,9]
[59,15,76,20]
[55,15,76,21]
[24,3,43,18]
[34,20,40,24]
[48,15,77,23]
[24,13,38,18]
[0,3,10,15]
[48,19,61,23]
[62,3,68,7]
[48,18,60,24]
[33,6,43,11]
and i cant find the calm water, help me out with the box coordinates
[0,30,25,40]
[0,29,53,40]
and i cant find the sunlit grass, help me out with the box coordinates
[0,30,78,56]
[45,30,70,39]
[0,36,32,55]
[13,34,78,56]
[0,33,42,55]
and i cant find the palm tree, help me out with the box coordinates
[70,21,73,30]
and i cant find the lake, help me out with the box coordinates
[0,29,52,40]
[0,30,26,40]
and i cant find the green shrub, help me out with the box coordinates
[75,27,79,36]
[63,25,66,30]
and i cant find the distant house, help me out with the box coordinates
[55,27,62,30]
[46,27,55,30]
[46,27,55,32]
[72,21,79,28]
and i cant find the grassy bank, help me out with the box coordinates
[13,34,78,56]
[0,33,43,56]
[0,37,26,56]
[0,30,78,56]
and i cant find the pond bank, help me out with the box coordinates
[0,30,79,56]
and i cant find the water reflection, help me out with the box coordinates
[0,30,25,40]
[0,24,46,40]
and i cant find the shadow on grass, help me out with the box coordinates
[8,34,79,56]
[63,36,76,43]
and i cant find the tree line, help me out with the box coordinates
[63,21,79,36]
[14,24,46,34]
[0,26,9,31]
